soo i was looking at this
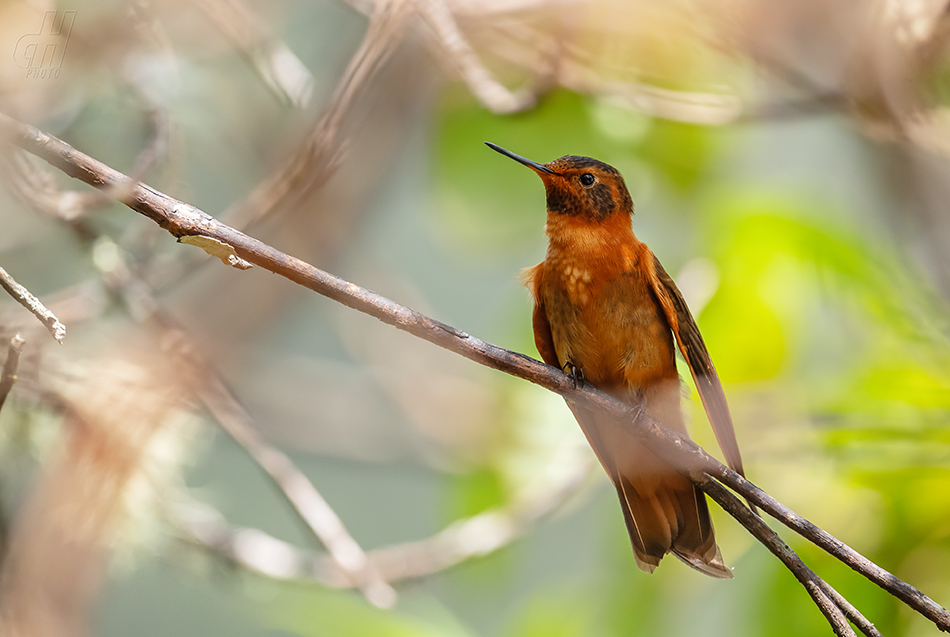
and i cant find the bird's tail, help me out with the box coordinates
[569,379,731,578]
[614,460,731,578]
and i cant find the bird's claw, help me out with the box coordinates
[563,361,585,389]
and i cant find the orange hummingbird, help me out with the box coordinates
[487,142,746,577]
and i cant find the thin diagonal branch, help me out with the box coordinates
[698,476,855,636]
[816,579,883,637]
[196,370,397,608]
[416,0,535,113]
[0,266,65,343]
[69,98,169,216]
[708,457,950,630]
[200,0,315,108]
[221,0,411,229]
[3,111,949,633]
[0,333,25,415]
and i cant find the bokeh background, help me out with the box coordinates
[1,0,950,635]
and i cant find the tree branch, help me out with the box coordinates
[698,475,868,637]
[416,0,536,114]
[0,266,65,343]
[816,579,882,637]
[0,333,25,415]
[220,0,411,229]
[702,456,950,630]
[2,111,948,633]
[195,369,397,608]
[200,0,316,109]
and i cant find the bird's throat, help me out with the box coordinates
[544,209,639,259]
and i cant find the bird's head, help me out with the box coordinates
[486,142,633,224]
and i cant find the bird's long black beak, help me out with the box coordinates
[485,142,555,174]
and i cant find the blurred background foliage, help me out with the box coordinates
[1,0,950,635]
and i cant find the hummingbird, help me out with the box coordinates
[487,142,746,577]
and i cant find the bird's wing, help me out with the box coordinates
[523,263,560,368]
[646,251,745,477]
[532,300,560,368]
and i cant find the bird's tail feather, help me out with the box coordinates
[615,466,731,578]
[568,383,731,579]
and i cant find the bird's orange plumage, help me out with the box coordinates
[488,142,746,577]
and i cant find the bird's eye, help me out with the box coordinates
[580,173,595,187]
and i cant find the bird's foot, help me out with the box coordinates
[562,361,585,389]
[628,401,645,425]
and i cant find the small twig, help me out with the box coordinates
[4,111,949,632]
[0,334,26,414]
[0,267,65,344]
[698,476,855,636]
[200,0,315,108]
[816,579,883,637]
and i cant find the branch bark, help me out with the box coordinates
[0,333,25,415]
[0,266,65,343]
[698,475,867,637]
[3,111,948,634]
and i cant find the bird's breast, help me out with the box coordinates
[541,250,677,390]
[559,262,594,307]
